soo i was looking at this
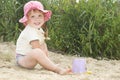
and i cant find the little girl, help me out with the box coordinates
[16,1,71,75]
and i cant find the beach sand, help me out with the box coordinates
[0,42,120,80]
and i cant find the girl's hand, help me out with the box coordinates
[30,40,49,56]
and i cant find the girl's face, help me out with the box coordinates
[27,9,45,28]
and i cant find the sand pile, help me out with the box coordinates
[0,42,120,80]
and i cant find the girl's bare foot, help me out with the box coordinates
[54,67,72,75]
[58,68,72,75]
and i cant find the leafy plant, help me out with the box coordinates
[0,0,119,59]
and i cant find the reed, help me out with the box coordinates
[0,0,119,59]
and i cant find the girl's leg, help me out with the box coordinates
[18,48,70,74]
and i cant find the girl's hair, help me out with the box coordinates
[42,24,49,38]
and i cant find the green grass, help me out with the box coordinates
[0,0,120,59]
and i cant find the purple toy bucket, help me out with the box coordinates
[72,58,86,73]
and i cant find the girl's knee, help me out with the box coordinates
[34,48,42,52]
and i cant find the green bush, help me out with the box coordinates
[47,0,120,59]
[0,0,31,42]
[0,0,21,42]
[0,0,119,59]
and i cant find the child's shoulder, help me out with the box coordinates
[22,26,37,36]
[24,26,35,32]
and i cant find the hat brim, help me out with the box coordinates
[19,10,52,24]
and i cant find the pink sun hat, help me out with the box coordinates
[19,1,52,25]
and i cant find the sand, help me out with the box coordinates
[0,42,120,80]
